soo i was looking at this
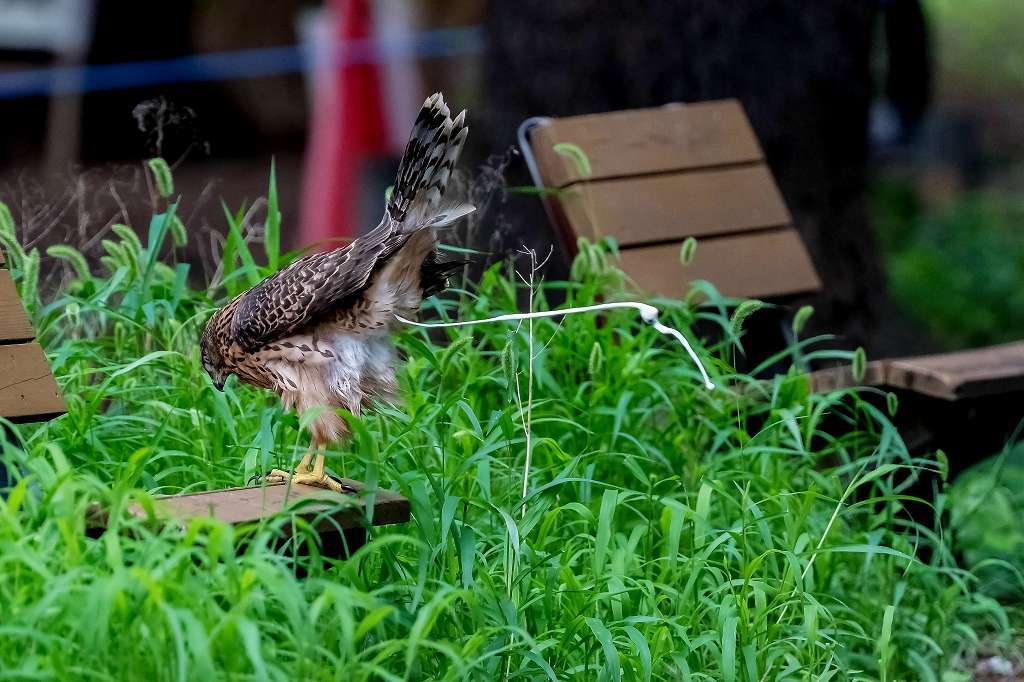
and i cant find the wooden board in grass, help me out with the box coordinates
[524,99,821,302]
[132,479,411,531]
[87,477,411,561]
[113,479,411,561]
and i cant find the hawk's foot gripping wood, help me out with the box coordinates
[262,452,355,495]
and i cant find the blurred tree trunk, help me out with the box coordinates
[472,0,919,351]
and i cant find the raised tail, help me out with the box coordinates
[388,92,474,232]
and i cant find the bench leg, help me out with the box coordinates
[320,527,367,560]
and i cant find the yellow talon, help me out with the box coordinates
[263,452,349,493]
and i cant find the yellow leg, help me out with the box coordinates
[264,450,348,493]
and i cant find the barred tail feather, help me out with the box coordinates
[388,92,474,232]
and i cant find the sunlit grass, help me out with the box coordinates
[0,167,1015,680]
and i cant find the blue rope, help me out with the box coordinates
[0,25,484,100]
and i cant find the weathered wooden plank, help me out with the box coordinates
[531,99,764,188]
[618,228,821,300]
[808,361,889,395]
[560,164,792,246]
[135,480,411,531]
[0,270,35,343]
[0,342,66,421]
[806,342,1024,401]
[884,342,1024,400]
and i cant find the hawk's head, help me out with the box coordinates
[199,310,230,391]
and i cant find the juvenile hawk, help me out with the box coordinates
[200,93,473,492]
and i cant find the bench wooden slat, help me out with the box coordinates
[532,100,764,188]
[618,228,821,300]
[561,165,792,247]
[807,361,889,395]
[885,342,1024,400]
[133,480,411,531]
[0,271,36,343]
[808,342,1024,401]
[0,342,67,421]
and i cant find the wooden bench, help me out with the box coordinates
[520,99,821,302]
[520,102,1024,477]
[0,247,409,557]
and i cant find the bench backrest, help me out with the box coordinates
[525,99,821,300]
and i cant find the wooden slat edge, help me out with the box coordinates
[884,344,1024,400]
[807,361,890,394]
[618,228,822,300]
[0,270,36,344]
[0,341,66,422]
[558,164,793,247]
[531,99,765,188]
[126,481,411,531]
[882,361,957,400]
[807,346,1024,401]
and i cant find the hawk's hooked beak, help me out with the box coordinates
[213,376,225,392]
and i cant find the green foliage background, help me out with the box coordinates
[872,184,1024,349]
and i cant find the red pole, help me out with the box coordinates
[299,0,390,251]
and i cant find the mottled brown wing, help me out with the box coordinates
[229,221,409,352]
[230,92,469,352]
